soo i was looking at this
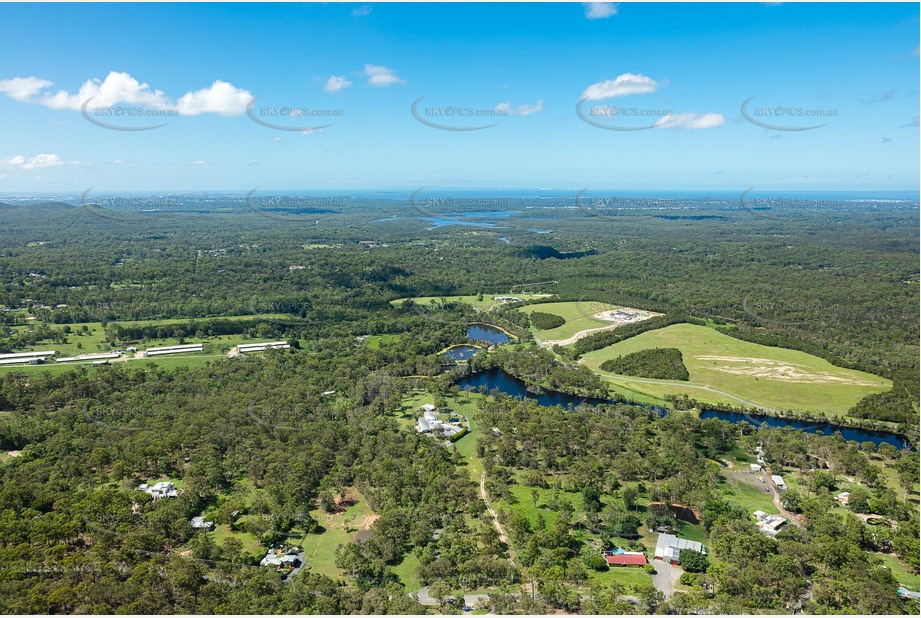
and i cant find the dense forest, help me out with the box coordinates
[0,195,917,613]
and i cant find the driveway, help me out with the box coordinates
[651,559,681,599]
[415,587,491,609]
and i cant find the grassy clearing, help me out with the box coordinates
[874,552,920,589]
[717,470,779,515]
[366,334,400,349]
[580,323,890,415]
[392,552,423,591]
[517,301,621,340]
[299,488,377,578]
[585,565,654,591]
[390,293,553,311]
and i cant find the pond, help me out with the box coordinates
[442,344,478,362]
[467,324,510,345]
[699,409,908,449]
[456,368,610,407]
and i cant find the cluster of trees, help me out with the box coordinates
[468,346,609,399]
[528,311,565,331]
[599,347,690,381]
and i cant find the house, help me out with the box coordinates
[138,481,180,500]
[835,492,851,505]
[771,474,787,491]
[603,550,647,567]
[416,417,432,433]
[750,463,762,473]
[654,533,705,565]
[494,296,523,303]
[897,587,920,600]
[260,548,301,569]
[752,510,787,537]
[190,516,214,530]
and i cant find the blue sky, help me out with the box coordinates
[0,2,918,192]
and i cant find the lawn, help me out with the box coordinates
[874,552,920,590]
[299,487,377,578]
[718,470,779,515]
[584,565,654,591]
[392,551,423,592]
[366,334,400,349]
[580,323,890,415]
[517,300,623,341]
[390,293,553,312]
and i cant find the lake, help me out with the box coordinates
[467,324,510,345]
[442,344,478,362]
[699,410,908,449]
[453,368,907,448]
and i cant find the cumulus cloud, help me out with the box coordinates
[653,112,725,129]
[324,75,352,93]
[583,2,619,19]
[495,99,544,117]
[0,71,252,116]
[175,80,252,115]
[351,5,373,17]
[581,73,660,101]
[364,64,404,87]
[1,153,65,170]
[0,76,53,102]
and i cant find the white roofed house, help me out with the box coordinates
[190,516,214,530]
[654,533,705,565]
[771,474,787,491]
[138,481,180,500]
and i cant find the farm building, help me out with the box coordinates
[654,533,705,565]
[750,463,762,473]
[237,341,290,354]
[603,550,647,567]
[771,474,787,491]
[56,352,121,363]
[0,350,56,360]
[145,343,203,356]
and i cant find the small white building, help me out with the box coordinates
[190,516,214,530]
[139,481,179,500]
[753,510,787,537]
[771,475,787,491]
[750,463,762,473]
[835,492,851,505]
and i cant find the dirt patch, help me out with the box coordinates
[694,355,880,386]
[6,451,21,458]
[359,513,380,531]
[541,308,660,347]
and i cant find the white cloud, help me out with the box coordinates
[1,153,65,170]
[654,112,725,129]
[39,71,172,110]
[583,2,619,19]
[581,73,660,101]
[0,76,52,102]
[324,75,352,93]
[351,5,373,17]
[186,160,206,166]
[364,64,404,87]
[175,80,252,115]
[495,99,544,117]
[0,71,252,116]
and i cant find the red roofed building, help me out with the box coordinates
[604,552,647,567]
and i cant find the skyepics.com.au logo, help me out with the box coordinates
[742,294,839,327]
[740,97,837,132]
[245,188,343,222]
[576,101,676,131]
[80,188,180,222]
[81,98,178,131]
[410,187,513,219]
[246,98,343,132]
[576,188,670,221]
[740,188,841,219]
[411,97,510,131]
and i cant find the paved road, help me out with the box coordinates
[651,559,681,599]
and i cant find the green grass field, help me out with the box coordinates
[299,488,377,578]
[517,300,623,341]
[390,293,553,311]
[584,565,654,591]
[580,323,890,415]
